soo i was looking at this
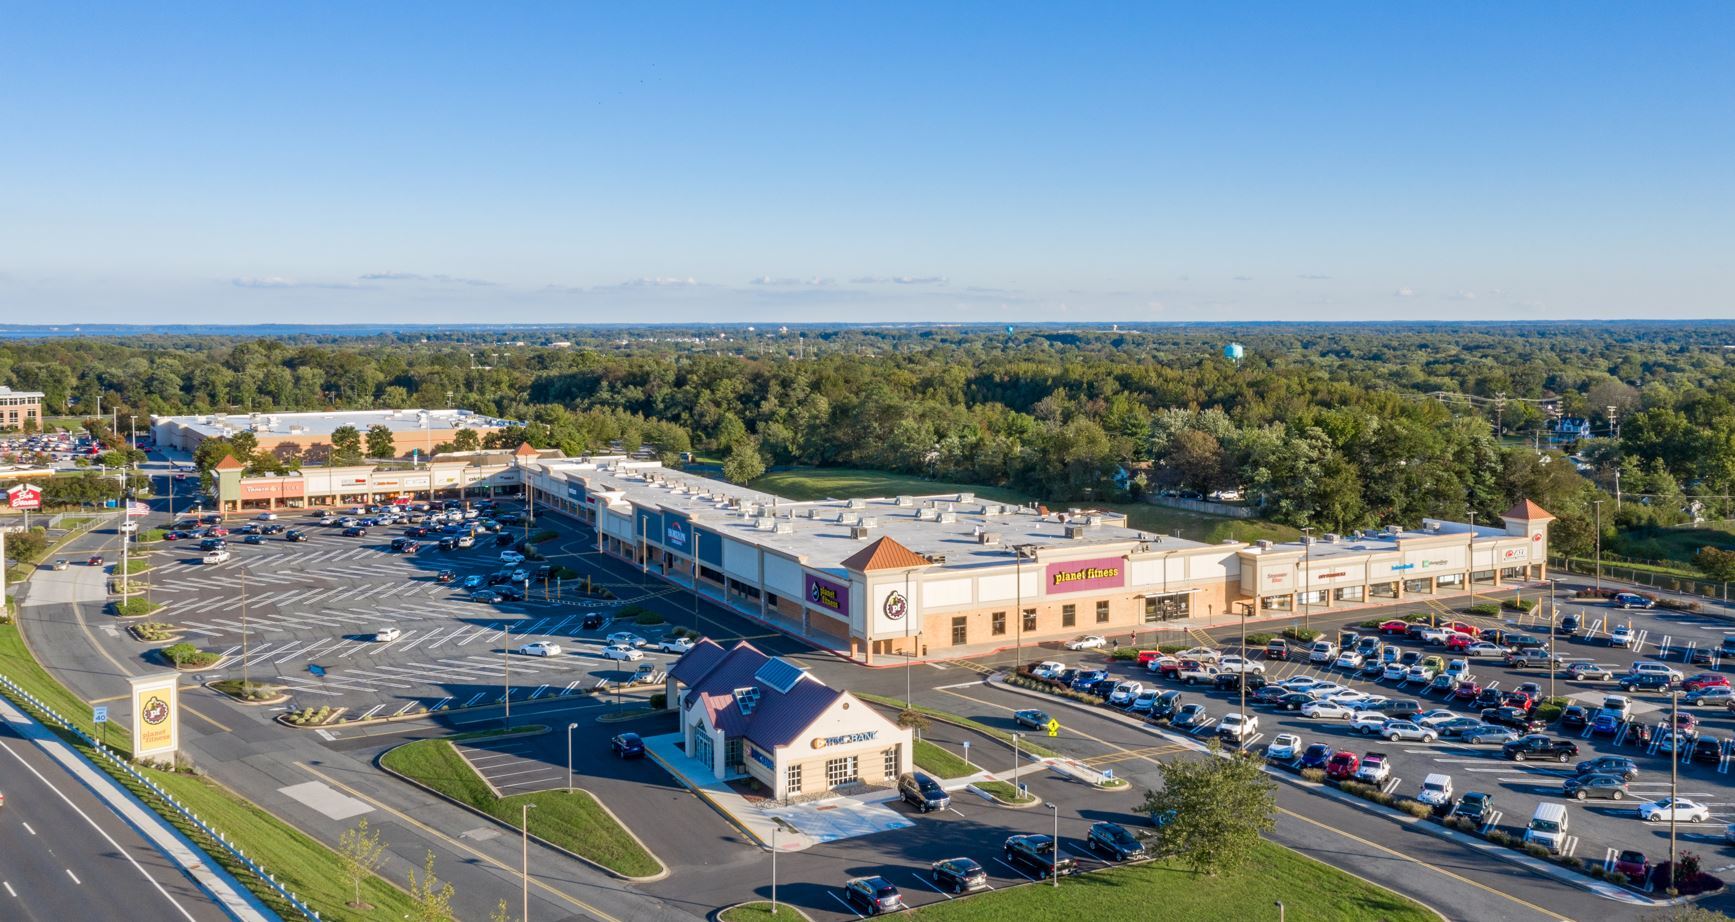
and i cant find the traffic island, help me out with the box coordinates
[714,901,813,922]
[112,597,164,617]
[156,642,220,670]
[967,779,1040,807]
[206,679,289,706]
[379,738,667,881]
[127,621,182,643]
[277,705,347,728]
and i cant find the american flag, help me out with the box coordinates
[125,500,151,518]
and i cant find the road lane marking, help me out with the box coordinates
[2,882,14,897]
[65,869,81,885]
[21,822,35,835]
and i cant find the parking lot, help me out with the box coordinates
[1019,591,1735,888]
[131,506,696,718]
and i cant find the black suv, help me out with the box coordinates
[1087,822,1146,861]
[1215,672,1267,692]
[841,877,904,916]
[1481,707,1545,734]
[1503,734,1579,763]
[1003,835,1076,879]
[582,612,606,630]
[1147,690,1183,722]
[1619,673,1675,693]
[897,772,951,813]
[1453,791,1494,825]
[929,858,988,894]
[1575,756,1639,780]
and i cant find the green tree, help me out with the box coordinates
[365,424,396,459]
[6,526,49,564]
[329,425,364,465]
[407,850,455,922]
[338,817,386,910]
[1140,742,1276,876]
[490,899,520,922]
[451,428,480,452]
[1694,547,1735,584]
[722,440,766,484]
[228,430,259,467]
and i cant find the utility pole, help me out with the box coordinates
[1547,580,1557,703]
[521,802,535,922]
[1670,689,1680,893]
[240,566,250,690]
[1494,392,1507,437]
[503,621,512,728]
[1300,526,1312,633]
[1593,500,1603,592]
[1238,600,1248,734]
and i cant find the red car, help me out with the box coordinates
[1452,681,1483,701]
[1682,673,1730,692]
[1501,690,1534,712]
[86,555,104,567]
[1445,634,1474,651]
[1136,650,1163,667]
[1671,712,1700,737]
[1441,621,1481,638]
[210,527,229,537]
[1378,620,1410,635]
[1613,849,1650,886]
[1325,751,1361,780]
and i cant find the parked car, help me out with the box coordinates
[341,526,367,538]
[1503,734,1578,763]
[518,641,561,657]
[1354,752,1391,783]
[1172,703,1210,730]
[51,559,68,570]
[1087,821,1146,861]
[1613,850,1651,886]
[1563,773,1629,801]
[1148,691,1185,722]
[1461,725,1519,746]
[1416,774,1454,811]
[373,627,401,642]
[435,570,457,583]
[1640,798,1710,823]
[1108,681,1145,707]
[657,637,695,654]
[1266,733,1302,762]
[606,631,648,648]
[898,772,951,813]
[1265,638,1291,660]
[1683,673,1730,692]
[1576,756,1639,780]
[602,644,644,661]
[1613,592,1655,610]
[1002,835,1075,879]
[1298,743,1334,770]
[1381,720,1438,743]
[1566,662,1615,681]
[1064,634,1107,651]
[1560,705,1591,730]
[610,732,645,758]
[1619,673,1675,693]
[1687,686,1735,708]
[1481,707,1544,734]
[1325,751,1361,780]
[1608,625,1635,647]
[1217,712,1258,743]
[841,876,906,915]
[1452,791,1494,825]
[1464,641,1504,658]
[1692,737,1726,765]
[929,858,989,894]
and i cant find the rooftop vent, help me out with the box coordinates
[978,531,1000,545]
[1323,533,1341,544]
[859,516,878,529]
[937,511,957,524]
[1300,535,1315,545]
[849,525,874,540]
[895,495,914,507]
[755,517,776,531]
[957,492,974,504]
[1256,539,1274,550]
[1425,521,1443,533]
[847,498,867,510]
[1064,524,1088,539]
[772,521,793,534]
[916,508,938,521]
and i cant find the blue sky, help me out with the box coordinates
[2,3,1731,323]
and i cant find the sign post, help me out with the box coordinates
[128,673,180,762]
[93,704,108,748]
[1046,718,1060,738]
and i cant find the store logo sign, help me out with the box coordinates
[1045,556,1125,593]
[811,730,878,750]
[883,590,907,621]
[806,574,849,614]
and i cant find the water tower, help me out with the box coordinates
[1224,342,1244,364]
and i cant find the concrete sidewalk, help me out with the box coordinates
[0,695,274,922]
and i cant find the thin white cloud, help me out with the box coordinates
[850,275,948,285]
[1233,275,1254,282]
[617,276,704,288]
[1298,273,1332,280]
[358,271,421,281]
[231,276,367,290]
[750,276,835,287]
[358,271,498,287]
[1395,287,1416,297]
[1449,290,1479,301]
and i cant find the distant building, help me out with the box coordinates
[0,386,44,431]
[1549,416,1591,446]
[151,408,517,456]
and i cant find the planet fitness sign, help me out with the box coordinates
[805,573,850,615]
[1045,556,1125,594]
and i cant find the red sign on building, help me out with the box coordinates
[6,484,42,510]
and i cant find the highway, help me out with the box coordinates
[0,721,231,922]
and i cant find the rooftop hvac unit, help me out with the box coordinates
[859,516,878,529]
[806,508,821,519]
[1300,535,1314,545]
[849,525,874,540]
[937,511,957,524]
[1256,539,1274,549]
[847,498,867,510]
[896,495,914,507]
[1064,524,1088,539]
[978,531,1000,545]
[772,521,793,534]
[1426,521,1443,533]
[755,517,776,531]
[916,508,938,521]
[1385,524,1403,536]
[839,512,860,525]
[957,492,974,504]
[1323,533,1340,544]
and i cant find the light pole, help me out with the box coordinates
[1013,545,1035,672]
[1300,526,1312,632]
[1276,901,1286,922]
[1548,579,1558,703]
[1670,689,1680,893]
[1466,511,1478,611]
[502,622,512,728]
[1593,499,1604,592]
[1046,801,1060,887]
[1238,598,1248,734]
[521,802,536,922]
[1012,732,1022,785]
[904,568,914,710]
[770,823,780,916]
[566,722,578,793]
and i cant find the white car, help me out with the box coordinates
[606,632,648,648]
[1381,720,1438,743]
[1218,655,1265,675]
[1609,625,1634,648]
[1382,663,1408,681]
[1640,798,1711,823]
[1417,774,1454,808]
[1145,656,1178,675]
[1351,712,1392,735]
[1301,700,1355,720]
[1324,689,1371,705]
[1417,627,1449,645]
[657,637,695,654]
[1033,661,1068,679]
[255,512,278,521]
[1307,681,1346,698]
[500,550,526,565]
[1108,681,1144,706]
[1278,676,1326,692]
[201,550,231,564]
[1176,646,1221,662]
[1404,665,1437,683]
[1417,709,1459,728]
[1443,659,1471,680]
[1354,754,1392,783]
[1065,635,1108,651]
[373,627,402,642]
[1333,652,1364,670]
[518,641,561,657]
[1266,733,1302,761]
[1464,641,1503,657]
[1217,712,1258,741]
[602,643,644,661]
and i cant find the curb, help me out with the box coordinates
[964,782,1043,809]
[200,681,290,707]
[376,744,671,883]
[712,900,815,921]
[644,745,771,850]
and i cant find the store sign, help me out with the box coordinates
[6,484,42,509]
[882,590,907,621]
[805,574,849,614]
[129,673,179,759]
[1045,556,1125,593]
[750,746,775,770]
[1502,547,1529,562]
[811,730,878,750]
[666,518,689,552]
[1417,558,1449,570]
[1315,571,1347,580]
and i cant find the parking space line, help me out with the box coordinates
[910,872,951,898]
[992,857,1037,882]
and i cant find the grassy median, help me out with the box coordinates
[718,902,809,922]
[857,692,1058,759]
[911,839,1433,921]
[913,738,976,779]
[381,738,662,878]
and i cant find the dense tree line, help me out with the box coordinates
[5,322,1735,560]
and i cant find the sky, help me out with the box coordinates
[2,3,1731,324]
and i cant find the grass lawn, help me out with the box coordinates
[910,839,1434,921]
[748,467,1297,545]
[857,693,1057,759]
[718,902,809,922]
[0,621,416,918]
[972,780,1035,804]
[1611,523,1735,566]
[913,738,976,779]
[381,738,662,878]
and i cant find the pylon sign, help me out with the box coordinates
[6,484,42,509]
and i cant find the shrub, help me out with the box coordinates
[552,565,580,580]
[1398,800,1434,819]
[1487,830,1513,846]
[1356,619,1382,630]
[1299,768,1327,783]
[113,597,162,617]
[1658,598,1702,611]
[648,692,667,709]
[137,528,167,543]
[1467,603,1501,616]
[1524,843,1551,859]
[632,609,665,626]
[1110,647,1140,660]
[1157,643,1188,653]
[211,679,280,701]
[286,705,336,726]
[531,529,559,543]
[1534,704,1564,723]
[1244,633,1273,646]
[130,621,174,641]
[1282,627,1320,642]
[161,642,217,667]
[1503,597,1537,611]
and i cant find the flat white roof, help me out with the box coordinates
[154,408,518,438]
[0,386,44,398]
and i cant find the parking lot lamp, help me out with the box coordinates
[1300,526,1311,632]
[1275,901,1285,922]
[502,623,512,729]
[566,722,578,793]
[1046,801,1059,887]
[521,802,536,922]
[1670,688,1680,892]
[770,823,779,916]
[1593,499,1603,592]
[1238,599,1248,731]
[1548,579,1558,703]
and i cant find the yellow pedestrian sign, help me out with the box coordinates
[1045,718,1060,737]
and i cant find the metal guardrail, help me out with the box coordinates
[1550,556,1731,603]
[0,672,319,921]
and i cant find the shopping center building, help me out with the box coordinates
[151,408,516,456]
[665,639,911,799]
[522,456,1555,664]
[210,444,557,512]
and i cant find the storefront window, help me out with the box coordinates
[1261,595,1294,612]
[991,611,1007,636]
[1333,586,1365,602]
[1370,581,1399,599]
[884,745,900,779]
[951,616,968,646]
[786,763,802,795]
[1095,600,1110,623]
[1144,593,1190,622]
[826,755,859,788]
[1404,577,1433,594]
[1436,574,1464,590]
[1062,604,1076,627]
[1022,609,1037,631]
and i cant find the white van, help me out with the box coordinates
[1417,773,1453,809]
[1524,802,1569,853]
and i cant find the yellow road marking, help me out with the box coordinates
[297,762,623,922]
[89,693,130,704]
[182,704,231,732]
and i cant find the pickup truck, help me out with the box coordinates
[1178,662,1223,686]
[1502,734,1579,763]
[1217,712,1259,742]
